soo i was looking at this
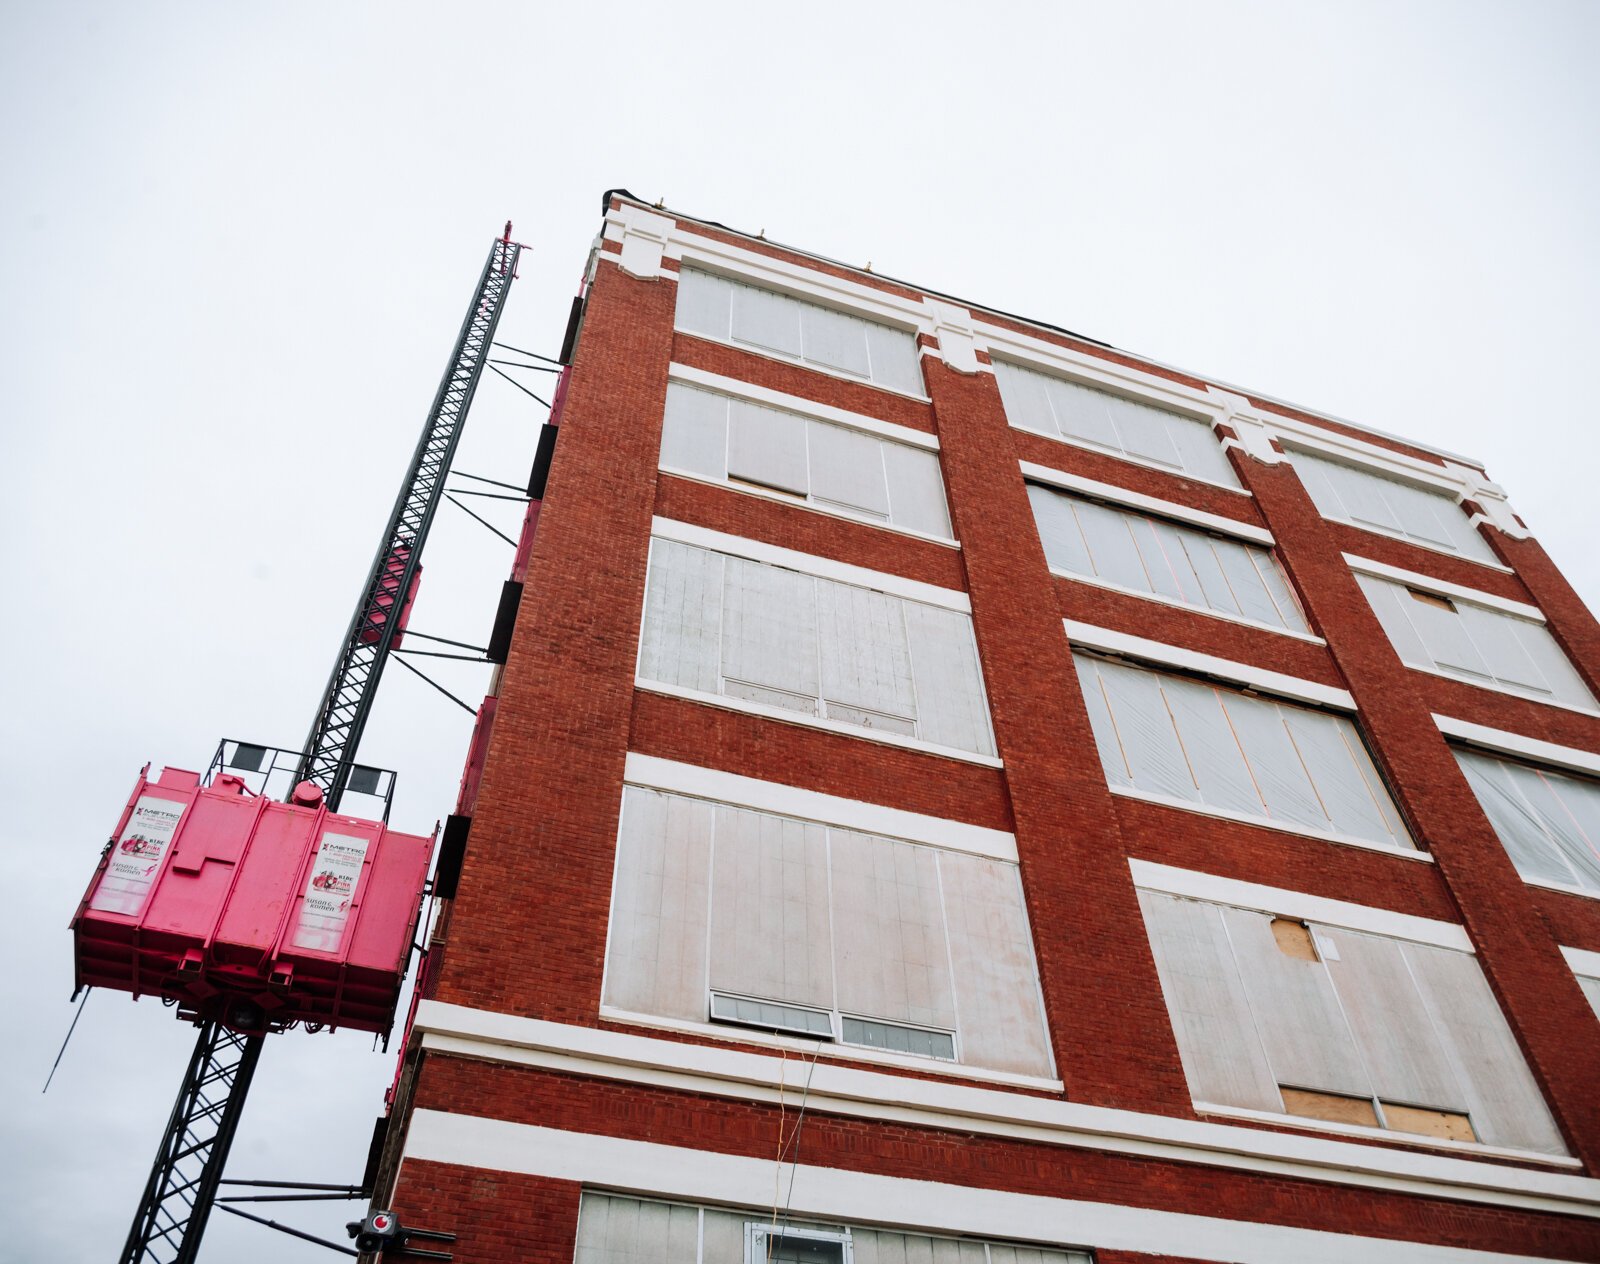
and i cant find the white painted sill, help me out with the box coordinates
[1047,567,1325,644]
[1320,514,1514,574]
[671,327,933,404]
[1107,786,1430,862]
[1194,1101,1579,1169]
[599,1006,1062,1092]
[1401,661,1600,720]
[634,679,1005,769]
[657,465,961,551]
[1008,422,1252,497]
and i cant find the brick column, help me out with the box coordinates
[1233,453,1600,1167]
[430,259,676,1021]
[922,355,1191,1113]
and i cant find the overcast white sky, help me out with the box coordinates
[4,3,1597,1260]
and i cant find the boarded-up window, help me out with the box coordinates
[1288,449,1496,563]
[675,269,923,395]
[604,786,1052,1077]
[1137,888,1566,1154]
[1357,573,1594,709]
[574,1193,1093,1264]
[994,360,1238,487]
[640,539,996,758]
[1073,653,1412,850]
[661,382,952,539]
[1027,484,1306,633]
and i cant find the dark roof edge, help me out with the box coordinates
[599,188,1485,471]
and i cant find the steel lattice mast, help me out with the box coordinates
[118,228,521,1264]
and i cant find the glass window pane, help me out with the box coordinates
[1180,533,1244,618]
[708,805,833,1010]
[1096,659,1196,802]
[1129,517,1187,600]
[865,323,924,394]
[800,305,872,378]
[1283,710,1407,847]
[817,581,916,724]
[1027,485,1093,576]
[883,444,951,537]
[660,382,729,478]
[639,540,725,693]
[1160,675,1261,815]
[1223,695,1329,831]
[1214,537,1284,627]
[1107,394,1185,470]
[993,361,1056,436]
[675,269,732,339]
[721,558,819,704]
[809,422,890,518]
[1074,499,1150,593]
[1073,656,1132,788]
[1252,549,1309,632]
[731,283,803,357]
[901,603,995,756]
[1047,377,1122,451]
[727,400,808,496]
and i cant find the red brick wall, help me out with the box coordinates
[401,1054,1600,1262]
[390,1160,580,1264]
[411,213,1600,1258]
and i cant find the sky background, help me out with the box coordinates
[3,2,1597,1259]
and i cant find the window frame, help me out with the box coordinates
[635,521,1001,767]
[674,265,929,400]
[658,370,957,546]
[1025,477,1318,641]
[992,355,1248,495]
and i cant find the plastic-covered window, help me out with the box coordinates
[604,786,1054,1077]
[994,360,1238,487]
[674,269,923,394]
[1138,889,1566,1155]
[1073,653,1412,850]
[1027,484,1306,632]
[1356,574,1594,709]
[661,383,952,539]
[1455,748,1600,893]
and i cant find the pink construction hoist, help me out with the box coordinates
[70,224,532,1264]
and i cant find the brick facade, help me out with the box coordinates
[384,195,1600,1264]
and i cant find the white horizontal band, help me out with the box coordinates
[403,1003,1599,1228]
[1021,460,1273,542]
[634,681,1003,769]
[1344,555,1543,620]
[651,517,969,611]
[621,753,1016,861]
[667,363,939,450]
[1064,619,1355,710]
[1432,715,1600,776]
[1128,859,1470,950]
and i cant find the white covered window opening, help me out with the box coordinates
[675,267,924,396]
[1138,888,1566,1155]
[602,785,1055,1078]
[1027,483,1307,633]
[1454,747,1600,895]
[660,381,953,539]
[1073,652,1413,851]
[573,1193,1093,1264]
[1356,572,1595,710]
[638,537,997,759]
[1289,448,1497,564]
[993,359,1239,488]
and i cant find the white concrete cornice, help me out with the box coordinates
[406,1002,1598,1223]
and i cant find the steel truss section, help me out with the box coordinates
[120,1022,264,1264]
[296,233,522,809]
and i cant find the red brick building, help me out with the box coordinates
[378,191,1600,1263]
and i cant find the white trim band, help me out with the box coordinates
[1344,555,1543,621]
[402,1113,1593,1261]
[622,753,1015,861]
[1128,859,1469,950]
[1021,460,1272,542]
[651,517,969,612]
[1432,715,1600,777]
[1064,619,1354,710]
[406,1004,1596,1219]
